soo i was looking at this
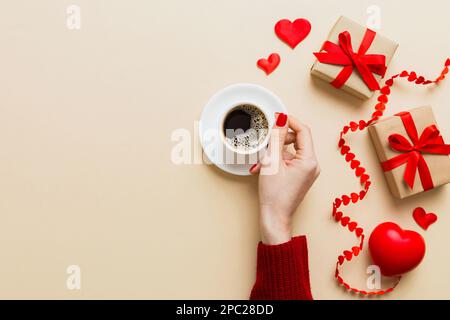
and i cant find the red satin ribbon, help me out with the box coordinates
[381,112,450,190]
[314,29,387,90]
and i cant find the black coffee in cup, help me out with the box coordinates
[222,104,268,153]
[223,109,252,134]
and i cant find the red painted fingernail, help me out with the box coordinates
[276,113,287,127]
[249,163,258,173]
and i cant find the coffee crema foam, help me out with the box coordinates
[224,104,268,152]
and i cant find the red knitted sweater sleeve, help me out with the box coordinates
[249,236,313,300]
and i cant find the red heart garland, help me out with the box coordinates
[369,222,426,277]
[275,19,311,49]
[332,61,449,295]
[413,207,438,230]
[257,53,280,75]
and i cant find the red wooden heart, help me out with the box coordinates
[257,53,280,75]
[275,18,311,49]
[413,207,437,230]
[369,222,426,276]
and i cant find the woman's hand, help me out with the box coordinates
[250,113,320,245]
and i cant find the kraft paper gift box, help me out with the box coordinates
[368,106,450,199]
[311,16,399,99]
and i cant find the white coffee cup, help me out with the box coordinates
[199,83,286,175]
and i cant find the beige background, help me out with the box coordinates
[0,0,449,299]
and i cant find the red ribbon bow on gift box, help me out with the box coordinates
[314,29,387,90]
[381,111,450,190]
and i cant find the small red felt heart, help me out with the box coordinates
[360,174,370,183]
[380,86,390,95]
[341,145,350,154]
[342,195,350,205]
[375,102,386,111]
[345,153,355,162]
[344,250,353,261]
[355,167,365,176]
[378,94,388,103]
[350,160,360,169]
[348,221,357,232]
[355,227,363,237]
[408,71,417,81]
[334,198,342,207]
[413,207,437,230]
[359,190,366,199]
[415,76,425,84]
[340,216,350,226]
[275,18,311,49]
[257,53,280,75]
[400,71,409,77]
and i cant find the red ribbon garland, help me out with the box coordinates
[333,58,449,296]
[314,29,387,90]
[381,112,450,190]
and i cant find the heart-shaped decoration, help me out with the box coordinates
[275,18,311,49]
[413,207,437,230]
[257,53,280,75]
[369,222,426,276]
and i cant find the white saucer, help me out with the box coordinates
[199,83,288,176]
